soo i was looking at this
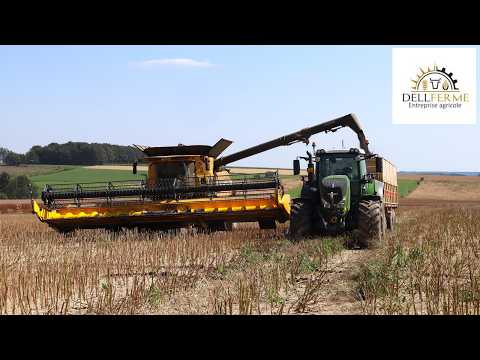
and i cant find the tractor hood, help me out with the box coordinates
[320,175,351,214]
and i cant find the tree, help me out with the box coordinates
[4,152,25,166]
[4,175,35,199]
[0,147,10,164]
[0,172,10,190]
[0,171,10,199]
[23,142,144,165]
[25,146,41,164]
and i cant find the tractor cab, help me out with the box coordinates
[313,149,367,224]
[316,148,367,183]
[290,145,396,240]
[316,149,368,199]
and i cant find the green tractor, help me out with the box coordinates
[287,147,398,248]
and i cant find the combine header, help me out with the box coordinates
[33,113,371,233]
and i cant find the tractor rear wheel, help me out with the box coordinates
[287,199,314,241]
[357,200,384,249]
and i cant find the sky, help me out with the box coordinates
[1,45,479,172]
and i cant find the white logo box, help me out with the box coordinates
[392,48,476,125]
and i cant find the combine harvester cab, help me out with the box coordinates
[32,140,291,233]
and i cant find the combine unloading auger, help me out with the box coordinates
[32,113,370,232]
[214,113,371,169]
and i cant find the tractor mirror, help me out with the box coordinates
[293,159,300,175]
[133,161,138,175]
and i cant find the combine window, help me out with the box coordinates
[155,162,195,179]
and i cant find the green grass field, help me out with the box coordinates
[398,179,419,198]
[287,186,302,199]
[31,168,148,189]
[31,169,285,190]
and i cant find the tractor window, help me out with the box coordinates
[358,159,367,178]
[320,156,359,180]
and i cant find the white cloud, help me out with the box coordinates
[132,58,214,68]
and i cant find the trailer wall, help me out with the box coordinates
[367,157,398,206]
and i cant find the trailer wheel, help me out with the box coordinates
[386,209,396,231]
[357,200,384,249]
[287,199,314,241]
[381,207,387,237]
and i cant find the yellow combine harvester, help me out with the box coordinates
[33,114,370,233]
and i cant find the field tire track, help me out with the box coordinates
[300,247,373,315]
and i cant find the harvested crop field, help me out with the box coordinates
[399,174,480,208]
[0,164,76,177]
[0,216,352,314]
[358,207,480,314]
[2,173,480,315]
[0,199,32,214]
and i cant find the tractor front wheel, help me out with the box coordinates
[357,200,385,249]
[287,199,314,241]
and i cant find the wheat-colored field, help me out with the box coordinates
[2,174,480,315]
[358,207,480,314]
[399,174,480,207]
[0,216,348,314]
[356,174,480,314]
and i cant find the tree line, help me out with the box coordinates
[0,143,144,166]
[0,172,36,199]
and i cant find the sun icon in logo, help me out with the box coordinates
[410,65,459,92]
